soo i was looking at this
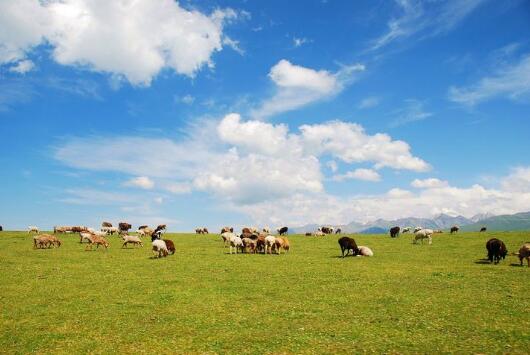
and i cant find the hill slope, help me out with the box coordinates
[460,212,530,232]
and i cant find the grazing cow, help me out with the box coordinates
[163,239,175,255]
[389,226,400,238]
[413,229,434,245]
[152,239,168,258]
[85,236,109,251]
[122,235,143,248]
[450,226,459,234]
[480,227,487,232]
[338,237,359,258]
[335,228,342,234]
[118,222,132,234]
[221,226,234,234]
[486,238,507,264]
[102,221,113,228]
[402,227,411,233]
[277,226,288,236]
[357,246,373,257]
[515,243,530,267]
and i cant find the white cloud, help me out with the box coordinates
[448,53,530,106]
[333,168,381,182]
[9,59,35,74]
[55,113,428,204]
[178,94,195,105]
[500,167,530,193]
[358,96,380,109]
[0,0,240,85]
[390,99,433,127]
[124,176,155,190]
[251,60,365,119]
[299,120,430,172]
[293,37,311,47]
[411,178,449,189]
[371,0,486,51]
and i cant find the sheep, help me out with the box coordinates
[220,232,236,247]
[152,239,168,258]
[486,238,507,264]
[221,226,234,234]
[413,229,433,245]
[402,227,411,233]
[314,230,325,237]
[241,237,257,253]
[262,227,270,234]
[338,237,359,257]
[122,235,143,248]
[137,227,153,238]
[389,226,400,238]
[413,227,423,233]
[163,239,175,255]
[515,242,530,267]
[357,246,373,257]
[102,221,113,228]
[195,227,208,234]
[33,234,59,249]
[276,237,290,253]
[480,227,487,232]
[229,235,243,254]
[256,235,266,254]
[28,226,39,234]
[264,235,277,254]
[85,236,109,251]
[79,231,94,243]
[335,228,342,234]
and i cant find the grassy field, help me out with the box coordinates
[0,231,529,354]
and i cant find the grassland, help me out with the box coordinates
[0,230,529,354]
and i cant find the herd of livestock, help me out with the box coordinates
[11,221,530,266]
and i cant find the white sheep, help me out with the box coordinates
[357,246,374,257]
[221,232,236,247]
[122,234,143,248]
[229,235,243,254]
[79,231,94,243]
[28,226,39,234]
[413,229,433,245]
[264,235,276,254]
[152,239,168,258]
[101,226,119,235]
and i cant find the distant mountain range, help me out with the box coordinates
[291,211,530,234]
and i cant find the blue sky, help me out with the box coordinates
[1,0,530,231]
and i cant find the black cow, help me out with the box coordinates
[277,226,288,235]
[335,228,342,234]
[320,226,333,234]
[389,226,400,238]
[486,238,507,264]
[338,236,359,258]
[450,226,459,234]
[480,227,487,232]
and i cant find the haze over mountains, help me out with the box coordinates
[291,211,530,234]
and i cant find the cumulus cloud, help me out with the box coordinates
[124,176,155,190]
[0,0,240,85]
[251,60,365,119]
[448,53,530,106]
[333,168,381,182]
[54,113,428,204]
[411,178,449,189]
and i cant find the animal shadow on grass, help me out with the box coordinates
[474,258,492,264]
[509,263,524,267]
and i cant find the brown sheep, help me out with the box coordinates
[86,236,109,251]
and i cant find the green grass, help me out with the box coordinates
[1,231,529,354]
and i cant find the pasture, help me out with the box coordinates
[0,231,529,353]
